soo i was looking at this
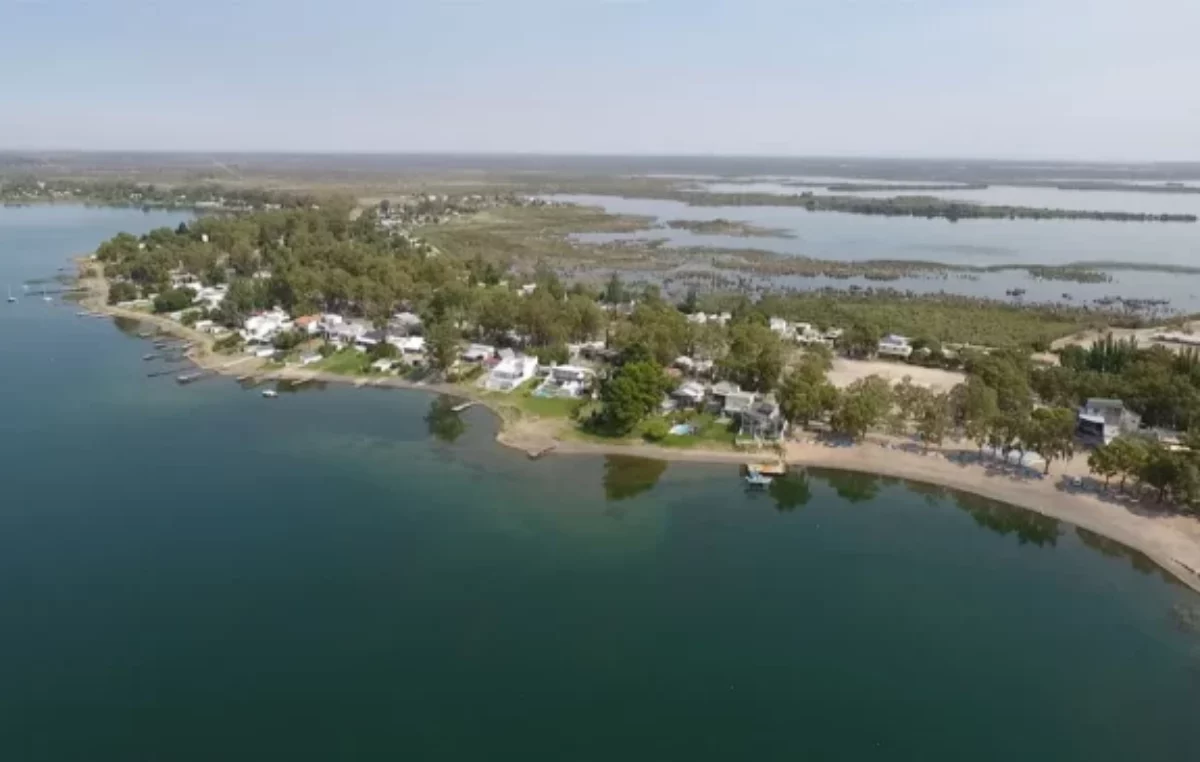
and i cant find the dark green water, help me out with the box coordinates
[2,207,1199,761]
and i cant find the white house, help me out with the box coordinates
[299,353,322,366]
[326,321,367,346]
[672,381,708,408]
[390,311,423,334]
[242,308,292,344]
[462,343,496,362]
[389,335,426,357]
[484,354,538,392]
[370,358,396,373]
[769,317,793,339]
[686,312,709,325]
[877,334,913,359]
[535,364,595,398]
[1077,398,1141,445]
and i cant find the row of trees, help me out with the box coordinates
[1087,435,1200,504]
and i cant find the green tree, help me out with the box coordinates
[107,281,139,304]
[916,392,953,451]
[839,322,881,358]
[720,321,784,392]
[778,368,839,429]
[1028,407,1076,474]
[830,375,893,440]
[596,360,670,435]
[1087,444,1120,489]
[1108,436,1149,492]
[152,287,194,314]
[426,320,461,373]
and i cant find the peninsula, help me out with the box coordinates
[74,197,1200,592]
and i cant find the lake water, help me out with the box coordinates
[553,193,1200,309]
[3,206,1200,761]
[701,180,1200,215]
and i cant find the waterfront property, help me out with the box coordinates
[484,352,538,392]
[1076,398,1141,445]
[535,364,595,399]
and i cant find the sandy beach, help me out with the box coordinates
[77,261,1200,593]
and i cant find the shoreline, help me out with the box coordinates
[76,259,1200,594]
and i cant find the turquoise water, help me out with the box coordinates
[2,207,1200,761]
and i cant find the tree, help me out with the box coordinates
[596,360,670,435]
[830,375,893,440]
[1140,443,1181,503]
[720,321,784,392]
[1028,407,1076,473]
[603,272,626,304]
[954,377,999,453]
[152,287,194,314]
[916,392,953,451]
[1108,436,1149,492]
[1087,445,1120,489]
[839,322,881,358]
[426,319,460,373]
[107,281,139,304]
[778,368,839,429]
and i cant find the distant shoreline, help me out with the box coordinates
[76,258,1200,595]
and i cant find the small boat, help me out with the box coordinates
[262,389,278,399]
[6,286,14,304]
[142,353,159,361]
[743,465,774,488]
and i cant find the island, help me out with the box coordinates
[664,218,794,238]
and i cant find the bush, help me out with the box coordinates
[152,287,194,314]
[107,281,139,305]
[535,343,571,365]
[213,333,243,353]
[642,418,671,442]
[180,309,203,327]
[272,330,306,351]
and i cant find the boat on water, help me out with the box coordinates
[262,389,278,399]
[6,286,15,303]
[744,469,774,488]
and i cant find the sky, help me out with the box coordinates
[2,0,1198,161]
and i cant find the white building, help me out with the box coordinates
[768,317,793,339]
[484,354,538,392]
[877,334,913,358]
[462,343,495,362]
[388,335,426,357]
[242,308,292,344]
[535,365,595,398]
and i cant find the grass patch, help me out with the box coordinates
[481,377,581,419]
[315,348,369,375]
[640,412,737,449]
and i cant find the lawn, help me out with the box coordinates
[482,378,580,419]
[646,412,737,449]
[315,348,368,375]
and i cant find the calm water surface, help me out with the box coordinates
[554,193,1200,309]
[2,207,1200,761]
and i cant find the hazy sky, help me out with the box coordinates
[3,0,1197,160]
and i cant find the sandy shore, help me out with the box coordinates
[78,261,1200,593]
